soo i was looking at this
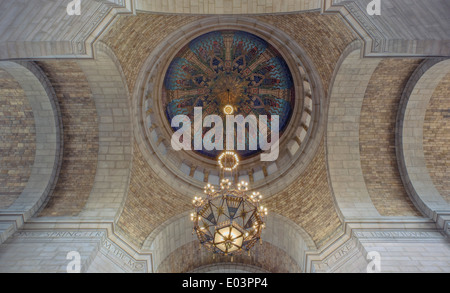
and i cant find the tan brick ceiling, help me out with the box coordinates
[101,11,357,249]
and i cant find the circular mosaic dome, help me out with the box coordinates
[162,30,295,160]
[138,20,318,197]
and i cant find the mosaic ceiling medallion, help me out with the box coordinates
[163,30,295,160]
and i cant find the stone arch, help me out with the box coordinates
[396,58,450,223]
[142,211,316,273]
[326,45,381,219]
[75,42,133,220]
[190,263,270,273]
[156,240,303,273]
[0,61,61,242]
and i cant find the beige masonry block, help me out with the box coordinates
[136,0,321,14]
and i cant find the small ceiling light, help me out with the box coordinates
[217,151,239,172]
[223,104,234,115]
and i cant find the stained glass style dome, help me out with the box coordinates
[162,30,295,160]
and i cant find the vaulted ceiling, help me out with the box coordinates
[0,0,449,273]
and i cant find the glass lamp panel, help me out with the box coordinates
[230,227,243,240]
[216,243,227,253]
[227,242,240,253]
[214,228,226,244]
[233,235,244,249]
[230,227,244,250]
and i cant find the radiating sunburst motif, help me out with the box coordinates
[163,30,295,159]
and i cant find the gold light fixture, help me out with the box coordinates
[222,88,235,115]
[191,150,267,258]
[217,151,239,171]
[223,104,234,115]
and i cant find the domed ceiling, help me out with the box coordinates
[162,30,295,159]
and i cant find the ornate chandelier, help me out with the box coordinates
[191,151,267,257]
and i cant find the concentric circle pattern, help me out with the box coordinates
[163,30,295,160]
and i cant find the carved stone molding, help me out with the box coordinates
[305,219,447,272]
[323,0,450,57]
[18,220,153,273]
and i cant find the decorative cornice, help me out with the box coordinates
[322,0,449,57]
[354,231,444,241]
[20,220,153,273]
[304,218,448,272]
[322,1,384,57]
[75,1,135,59]
[4,216,449,273]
